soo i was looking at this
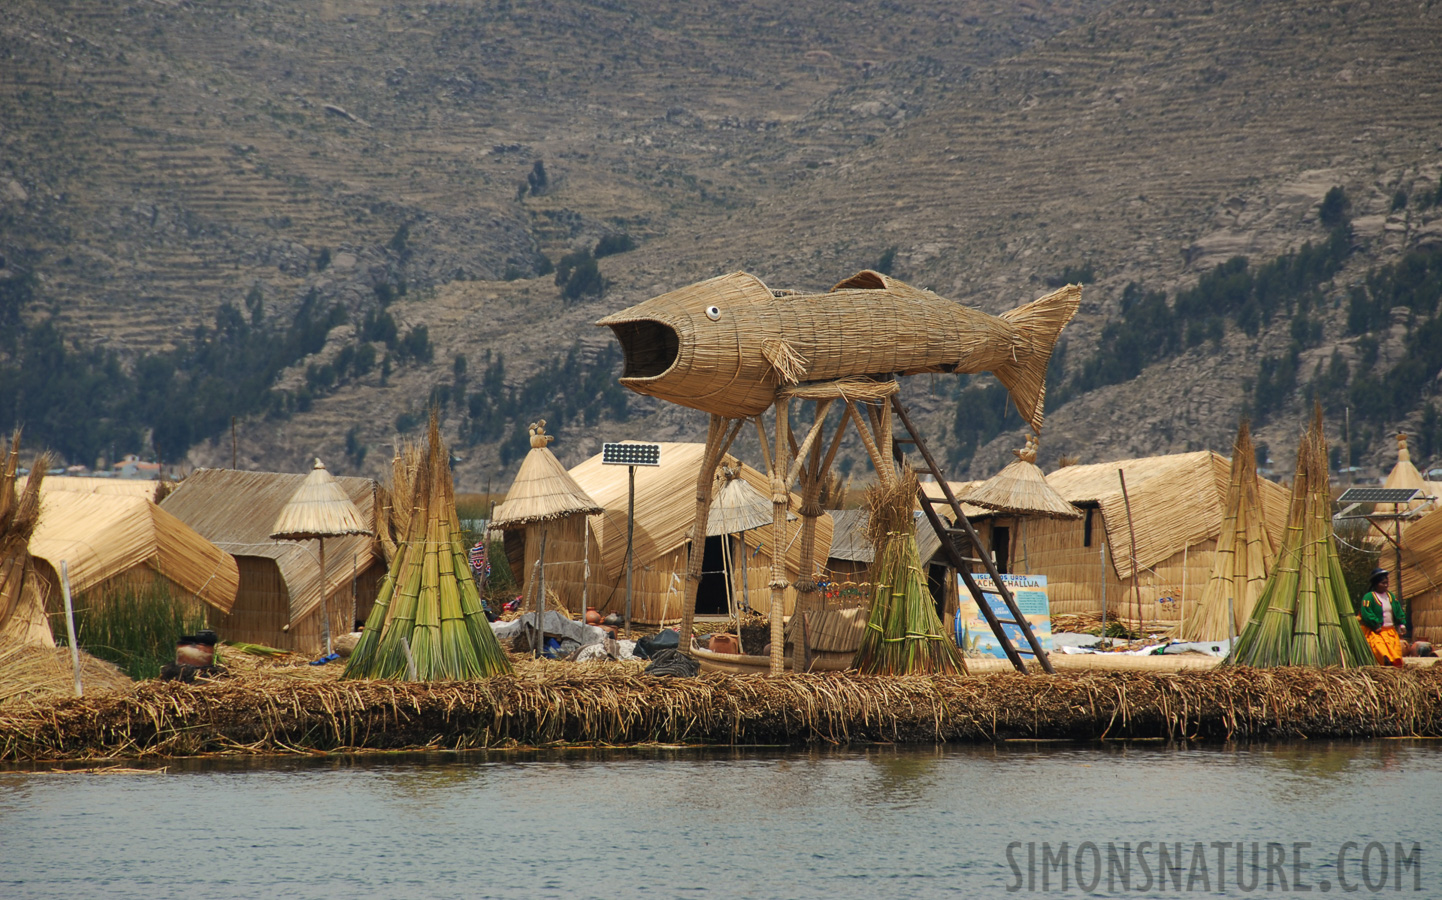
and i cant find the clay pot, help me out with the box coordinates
[709,633,740,655]
[175,638,214,667]
[584,608,603,626]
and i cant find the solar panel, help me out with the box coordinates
[602,442,662,466]
[1337,487,1420,504]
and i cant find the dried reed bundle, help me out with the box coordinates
[343,415,512,681]
[1180,421,1275,641]
[0,644,132,708]
[5,665,1439,760]
[1228,409,1373,667]
[852,468,965,675]
[0,432,54,648]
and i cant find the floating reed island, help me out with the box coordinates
[2,663,1440,761]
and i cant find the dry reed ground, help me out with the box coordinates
[2,645,1440,761]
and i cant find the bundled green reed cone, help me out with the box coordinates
[343,414,512,680]
[1227,407,1373,668]
[852,467,966,675]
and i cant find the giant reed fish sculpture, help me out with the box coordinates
[597,269,1081,432]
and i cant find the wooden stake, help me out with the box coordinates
[60,561,83,698]
[1118,470,1143,635]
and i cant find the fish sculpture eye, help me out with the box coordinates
[705,305,722,321]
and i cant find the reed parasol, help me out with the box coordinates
[270,458,369,656]
[959,435,1082,520]
[490,421,603,655]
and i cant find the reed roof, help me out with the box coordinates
[490,424,603,528]
[1400,507,1442,600]
[28,492,239,612]
[160,468,378,623]
[22,475,164,501]
[270,459,370,540]
[569,442,831,579]
[1045,450,1290,580]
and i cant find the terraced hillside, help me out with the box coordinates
[2,0,1441,488]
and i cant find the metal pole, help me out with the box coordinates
[60,561,83,698]
[231,416,237,469]
[626,464,636,639]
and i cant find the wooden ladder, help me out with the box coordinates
[889,396,1055,674]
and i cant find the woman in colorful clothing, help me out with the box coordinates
[1359,568,1409,667]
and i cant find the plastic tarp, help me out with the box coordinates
[490,611,608,647]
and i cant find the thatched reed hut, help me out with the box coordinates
[561,442,832,625]
[924,452,1289,631]
[22,475,169,502]
[160,468,381,654]
[1026,451,1290,629]
[28,491,238,619]
[491,423,603,623]
[1395,509,1442,644]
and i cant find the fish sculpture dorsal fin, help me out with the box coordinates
[761,337,808,385]
[831,270,891,292]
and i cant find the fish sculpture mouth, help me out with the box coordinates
[603,317,680,381]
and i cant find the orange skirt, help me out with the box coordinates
[1364,626,1406,666]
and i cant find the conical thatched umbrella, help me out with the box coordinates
[959,435,1082,520]
[270,458,369,656]
[1179,421,1275,641]
[1381,433,1435,514]
[1227,408,1373,668]
[490,421,603,655]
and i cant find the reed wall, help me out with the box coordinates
[993,515,1217,631]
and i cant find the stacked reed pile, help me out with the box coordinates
[0,432,53,648]
[853,468,965,675]
[1180,421,1276,641]
[342,416,512,680]
[0,644,132,707]
[3,665,1438,760]
[1228,409,1373,667]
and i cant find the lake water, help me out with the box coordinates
[1,741,1437,898]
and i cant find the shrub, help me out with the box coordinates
[594,233,636,257]
[60,581,208,680]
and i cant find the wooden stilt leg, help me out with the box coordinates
[677,415,742,655]
[769,398,791,675]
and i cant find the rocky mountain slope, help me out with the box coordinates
[3,0,1441,489]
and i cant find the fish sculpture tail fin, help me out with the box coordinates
[994,283,1083,433]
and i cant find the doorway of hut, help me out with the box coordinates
[991,525,1010,574]
[695,535,730,615]
[927,563,949,622]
